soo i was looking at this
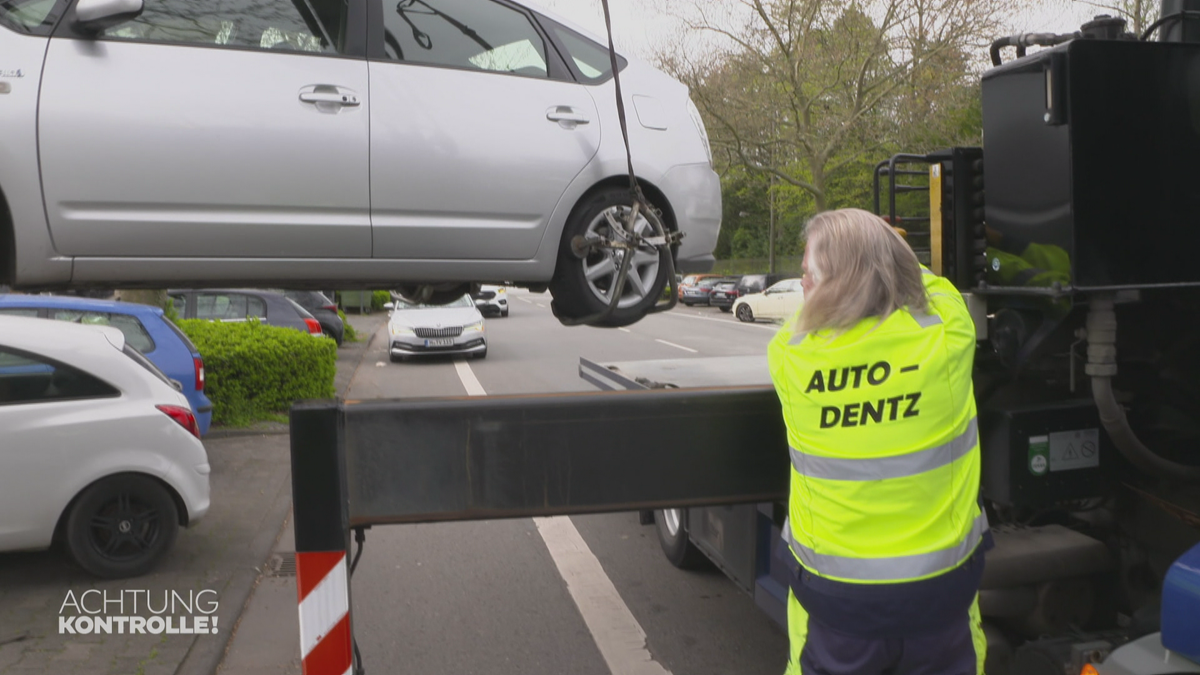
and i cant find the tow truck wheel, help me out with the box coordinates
[654,508,710,570]
[549,188,671,328]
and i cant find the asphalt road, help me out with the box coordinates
[344,290,789,675]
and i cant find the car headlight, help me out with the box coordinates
[464,320,484,332]
[390,324,414,336]
[686,98,713,168]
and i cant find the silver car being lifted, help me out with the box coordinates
[0,0,720,327]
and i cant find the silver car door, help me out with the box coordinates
[368,0,599,260]
[38,0,370,259]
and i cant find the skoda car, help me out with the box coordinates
[0,0,721,328]
[732,278,805,323]
[386,294,487,362]
[472,285,509,318]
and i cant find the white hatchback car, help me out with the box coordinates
[0,316,211,578]
[386,294,487,361]
[0,0,721,327]
[733,278,805,323]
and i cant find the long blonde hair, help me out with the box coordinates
[797,208,928,334]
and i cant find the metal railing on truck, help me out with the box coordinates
[289,387,789,675]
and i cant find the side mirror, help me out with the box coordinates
[74,0,143,33]
[383,302,395,310]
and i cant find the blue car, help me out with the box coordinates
[0,295,213,436]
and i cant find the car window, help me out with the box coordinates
[769,280,798,293]
[542,20,624,83]
[49,310,156,353]
[95,0,350,55]
[395,294,473,309]
[169,293,188,317]
[0,346,119,406]
[380,0,548,79]
[0,308,40,317]
[284,296,312,317]
[196,293,267,321]
[0,0,65,35]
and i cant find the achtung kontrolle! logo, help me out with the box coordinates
[58,589,219,635]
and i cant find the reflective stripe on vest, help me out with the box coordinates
[790,417,978,481]
[782,511,988,582]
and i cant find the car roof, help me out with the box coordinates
[0,315,127,352]
[0,294,163,317]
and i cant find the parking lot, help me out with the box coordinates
[2,291,790,675]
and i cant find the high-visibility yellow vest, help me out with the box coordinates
[768,269,986,584]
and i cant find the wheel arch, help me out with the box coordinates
[53,471,190,544]
[552,176,679,278]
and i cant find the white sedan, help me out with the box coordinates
[732,278,805,323]
[0,316,210,578]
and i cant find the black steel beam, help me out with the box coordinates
[340,387,789,526]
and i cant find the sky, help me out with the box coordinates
[535,0,1118,61]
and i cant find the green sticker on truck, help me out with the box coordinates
[1029,435,1049,476]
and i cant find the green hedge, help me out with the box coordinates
[176,319,337,426]
[371,290,390,311]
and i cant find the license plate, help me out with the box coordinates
[425,338,454,347]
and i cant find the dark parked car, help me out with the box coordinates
[708,279,743,312]
[168,289,325,337]
[0,294,214,435]
[709,273,799,312]
[681,277,738,306]
[281,290,345,345]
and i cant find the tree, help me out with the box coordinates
[659,0,1017,213]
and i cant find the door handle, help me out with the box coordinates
[547,106,590,125]
[299,85,361,113]
[300,91,360,106]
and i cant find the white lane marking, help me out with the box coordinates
[535,517,673,675]
[665,311,779,332]
[655,339,698,354]
[518,297,533,304]
[453,360,486,396]
[452,363,671,675]
[617,327,631,333]
[535,302,547,308]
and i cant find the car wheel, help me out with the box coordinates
[654,508,709,570]
[65,474,179,579]
[736,304,755,323]
[720,306,731,313]
[501,308,509,318]
[549,189,671,328]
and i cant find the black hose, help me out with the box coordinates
[1086,295,1200,484]
[989,32,1076,66]
[1141,10,1200,40]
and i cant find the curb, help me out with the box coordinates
[174,465,294,675]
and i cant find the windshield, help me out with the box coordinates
[394,295,474,310]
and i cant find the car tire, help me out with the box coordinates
[654,508,709,570]
[501,308,509,318]
[65,474,179,579]
[549,188,671,328]
[720,306,731,313]
[736,304,755,323]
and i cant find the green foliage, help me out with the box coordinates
[371,290,390,312]
[338,309,360,343]
[176,319,336,426]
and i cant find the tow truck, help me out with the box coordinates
[289,4,1200,674]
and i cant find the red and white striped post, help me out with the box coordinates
[290,401,353,675]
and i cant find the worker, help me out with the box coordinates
[768,208,989,674]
